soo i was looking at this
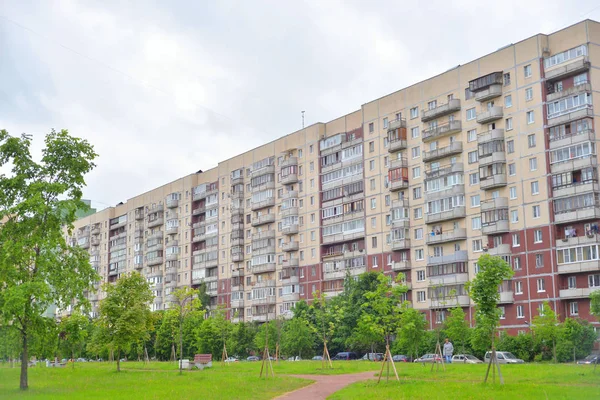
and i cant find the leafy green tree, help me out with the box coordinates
[98,272,153,372]
[0,130,98,390]
[228,321,256,359]
[591,290,600,319]
[281,317,315,359]
[444,305,471,358]
[253,320,278,356]
[155,310,178,360]
[557,318,597,362]
[170,287,201,373]
[532,301,560,363]
[0,324,21,366]
[393,305,427,360]
[28,318,59,361]
[466,254,513,383]
[58,312,89,367]
[310,290,343,366]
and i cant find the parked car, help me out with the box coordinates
[76,358,87,362]
[414,354,442,363]
[287,356,302,361]
[392,355,410,362]
[484,351,524,364]
[312,355,323,361]
[224,357,239,363]
[577,354,599,365]
[247,356,260,361]
[332,352,358,360]
[452,354,483,364]
[362,353,383,361]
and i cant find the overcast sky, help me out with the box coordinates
[1,0,599,209]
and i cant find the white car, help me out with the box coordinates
[224,357,239,363]
[452,354,482,364]
[484,351,524,364]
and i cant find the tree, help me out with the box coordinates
[556,318,597,363]
[466,254,513,384]
[170,287,201,373]
[532,301,560,363]
[98,272,153,372]
[444,306,471,358]
[394,305,427,361]
[155,310,178,361]
[0,129,98,390]
[58,312,89,367]
[310,290,342,368]
[281,317,315,359]
[591,290,600,320]
[228,321,256,359]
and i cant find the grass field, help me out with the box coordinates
[0,360,598,399]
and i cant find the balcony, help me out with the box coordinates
[479,151,506,167]
[550,155,597,175]
[427,250,468,266]
[166,198,179,208]
[547,82,591,103]
[232,253,244,262]
[91,226,101,235]
[147,217,164,229]
[133,229,143,239]
[281,224,299,235]
[231,299,244,308]
[422,120,462,142]
[388,138,407,153]
[231,176,244,186]
[322,230,365,245]
[388,157,408,170]
[553,181,599,199]
[558,260,600,274]
[423,141,463,162]
[559,287,593,299]
[324,266,366,281]
[391,239,411,251]
[488,243,511,257]
[429,273,469,286]
[147,229,162,239]
[251,164,276,178]
[388,118,406,131]
[421,99,461,122]
[549,129,595,151]
[79,240,90,249]
[430,295,471,309]
[281,207,299,218]
[251,230,275,241]
[477,128,504,144]
[166,226,178,235]
[252,312,276,322]
[281,156,298,168]
[251,213,275,227]
[425,207,466,224]
[482,220,510,235]
[254,279,276,288]
[109,220,127,231]
[147,257,163,267]
[252,263,277,274]
[545,56,590,81]
[166,252,179,262]
[426,228,467,245]
[476,106,503,124]
[282,259,300,269]
[425,162,464,180]
[135,210,144,220]
[281,190,298,201]
[391,260,411,271]
[498,291,514,304]
[469,72,503,92]
[281,173,299,185]
[425,184,465,201]
[390,179,409,192]
[251,197,276,211]
[555,206,600,224]
[192,187,218,202]
[391,219,410,230]
[192,205,205,216]
[547,106,593,127]
[475,84,502,102]
[480,173,507,190]
[281,241,299,252]
[556,233,600,249]
[481,197,508,212]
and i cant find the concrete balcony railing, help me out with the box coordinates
[281,224,299,235]
[476,106,503,124]
[556,233,600,248]
[423,141,463,162]
[250,164,276,178]
[555,206,600,224]
[425,206,466,224]
[425,163,463,180]
[498,291,515,304]
[553,181,599,199]
[324,266,366,281]
[231,299,245,308]
[251,263,277,274]
[488,243,511,257]
[281,190,298,201]
[192,187,218,202]
[390,179,409,192]
[475,83,502,102]
[280,292,300,302]
[425,184,465,201]
[79,240,90,249]
[388,138,407,153]
[281,207,299,218]
[481,197,508,212]
[479,151,506,166]
[281,241,299,252]
[391,239,411,251]
[251,213,275,227]
[426,228,467,245]
[192,205,206,216]
[482,220,510,235]
[322,230,365,245]
[252,245,275,256]
[252,312,276,322]
[429,272,469,286]
[477,129,505,145]
[251,230,275,242]
[254,279,276,288]
[422,120,462,142]
[547,107,594,128]
[430,295,471,309]
[550,155,597,175]
[166,226,178,235]
[147,257,163,267]
[480,173,507,190]
[166,198,179,208]
[135,210,145,220]
[559,287,593,299]
[549,129,595,151]
[388,118,406,131]
[391,260,411,271]
[91,226,101,235]
[280,156,298,169]
[388,157,408,170]
[147,217,164,229]
[558,260,600,274]
[421,99,461,122]
[391,219,410,230]
[547,82,591,103]
[545,56,590,81]
[282,258,300,268]
[231,253,244,262]
[427,250,468,266]
[281,173,299,185]
[250,197,276,211]
[166,252,179,262]
[231,176,244,186]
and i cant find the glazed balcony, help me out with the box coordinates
[281,241,299,252]
[553,181,599,199]
[422,120,462,142]
[421,99,461,122]
[469,72,504,93]
[549,129,595,151]
[426,228,467,245]
[251,213,275,227]
[480,173,507,190]
[547,82,591,103]
[476,106,503,124]
[545,56,590,81]
[475,83,502,102]
[422,141,463,162]
[425,206,466,224]
[550,155,597,175]
[547,107,594,128]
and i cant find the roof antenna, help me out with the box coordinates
[301,111,305,129]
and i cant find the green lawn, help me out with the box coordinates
[329,362,600,400]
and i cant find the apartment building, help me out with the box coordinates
[66,20,600,334]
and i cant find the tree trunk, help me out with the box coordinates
[20,333,28,390]
[116,349,121,372]
[72,349,75,369]
[552,339,557,363]
[179,316,183,375]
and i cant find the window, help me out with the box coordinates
[527,111,535,125]
[472,216,481,230]
[369,141,375,152]
[499,306,506,319]
[524,64,532,78]
[529,181,539,196]
[533,205,541,218]
[512,233,520,247]
[513,257,521,270]
[309,144,313,154]
[383,117,388,129]
[508,163,516,176]
[410,107,418,119]
[310,161,314,172]
[589,274,600,288]
[369,160,375,171]
[415,249,424,260]
[570,302,579,316]
[515,280,523,294]
[371,218,377,229]
[529,157,537,171]
[568,276,577,289]
[414,228,423,240]
[413,187,422,199]
[506,117,513,131]
[411,127,419,138]
[505,95,512,108]
[466,108,476,120]
[526,87,533,101]
[417,270,426,282]
[505,140,514,154]
[536,277,546,293]
[511,210,519,223]
[369,122,374,133]
[468,151,478,164]
[414,207,422,219]
[536,253,543,267]
[467,129,477,142]
[509,187,517,199]
[412,167,421,178]
[385,195,390,206]
[503,73,511,86]
[370,179,376,191]
[372,236,377,248]
[411,146,421,158]
[469,172,480,185]
[471,195,480,207]
[517,305,525,318]
[370,198,376,209]
[417,291,426,302]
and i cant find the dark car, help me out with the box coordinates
[247,356,261,361]
[392,355,409,362]
[332,352,358,360]
[362,353,383,361]
[577,355,599,365]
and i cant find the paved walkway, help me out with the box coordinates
[275,371,376,400]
